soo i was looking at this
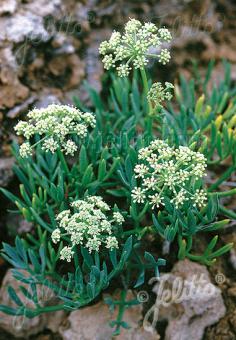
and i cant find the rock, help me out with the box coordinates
[0,0,18,15]
[222,233,236,271]
[6,213,33,234]
[24,0,62,17]
[0,269,66,338]
[0,48,29,109]
[35,93,61,108]
[7,96,36,118]
[84,29,108,93]
[228,284,236,297]
[0,157,14,187]
[229,248,236,271]
[48,54,85,89]
[2,13,50,44]
[59,290,159,340]
[147,259,226,340]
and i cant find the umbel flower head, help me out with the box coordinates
[147,82,174,112]
[132,140,207,210]
[52,196,124,261]
[15,104,96,158]
[99,18,172,77]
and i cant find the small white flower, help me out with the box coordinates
[117,64,131,77]
[82,112,96,128]
[55,196,119,259]
[99,19,172,77]
[125,18,142,34]
[171,188,187,209]
[133,139,208,211]
[143,176,157,189]
[15,104,95,157]
[102,54,115,70]
[158,49,171,65]
[147,82,174,111]
[149,194,163,209]
[51,228,61,244]
[113,212,124,224]
[42,137,59,153]
[193,189,207,208]
[64,140,78,156]
[131,187,146,203]
[19,142,32,158]
[86,237,102,253]
[106,236,119,250]
[158,28,172,42]
[60,246,74,262]
[56,210,70,221]
[134,164,149,178]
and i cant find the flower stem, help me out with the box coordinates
[140,68,153,135]
[23,303,67,318]
[113,290,128,336]
[57,149,70,174]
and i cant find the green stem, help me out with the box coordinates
[123,225,154,238]
[32,135,48,148]
[57,149,70,174]
[140,68,149,99]
[113,290,127,335]
[73,247,79,268]
[24,303,67,318]
[140,68,153,134]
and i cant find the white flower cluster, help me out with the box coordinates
[15,104,96,158]
[99,19,172,77]
[147,82,174,111]
[52,196,124,261]
[132,140,207,210]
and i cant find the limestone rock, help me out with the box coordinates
[0,0,18,15]
[59,290,159,340]
[0,48,29,109]
[0,157,14,187]
[150,259,226,340]
[7,96,36,118]
[0,269,66,338]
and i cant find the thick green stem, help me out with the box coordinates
[140,68,153,134]
[73,247,79,268]
[24,303,67,318]
[57,149,70,174]
[140,68,149,100]
[123,225,154,238]
[113,290,128,335]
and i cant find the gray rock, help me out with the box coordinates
[0,48,29,109]
[148,259,226,340]
[24,0,62,17]
[0,269,66,337]
[35,93,61,108]
[0,157,14,187]
[7,96,36,118]
[0,0,18,15]
[4,13,50,43]
[59,290,159,340]
[229,248,236,270]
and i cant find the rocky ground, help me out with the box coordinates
[0,0,236,339]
